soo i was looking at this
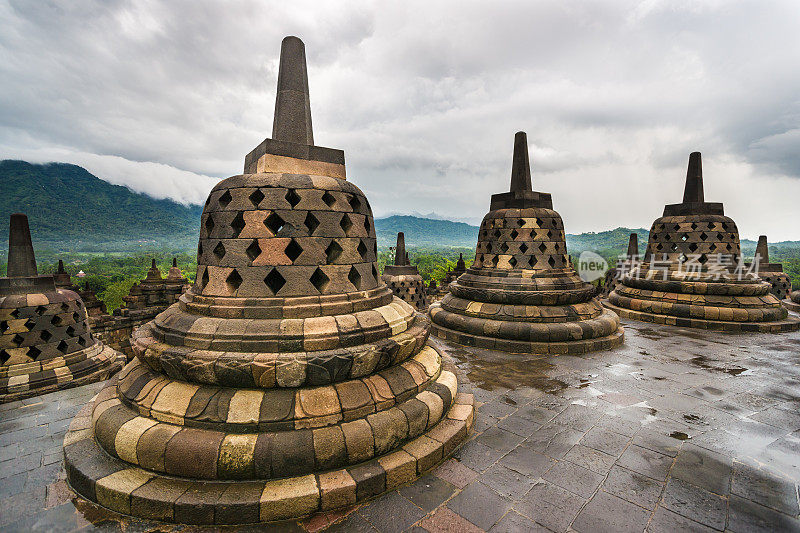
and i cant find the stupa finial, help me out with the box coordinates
[272,36,313,145]
[682,152,704,204]
[756,235,769,264]
[627,233,639,258]
[510,131,532,193]
[58,259,65,273]
[7,213,38,278]
[173,257,178,267]
[395,232,408,266]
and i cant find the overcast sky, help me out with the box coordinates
[1,0,799,240]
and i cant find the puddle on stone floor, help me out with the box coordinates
[670,431,691,440]
[689,355,749,376]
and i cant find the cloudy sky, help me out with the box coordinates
[1,0,799,240]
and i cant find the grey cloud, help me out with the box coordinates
[0,0,798,240]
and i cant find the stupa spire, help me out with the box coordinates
[395,232,408,266]
[756,235,769,264]
[272,36,313,145]
[627,233,639,258]
[7,213,38,278]
[58,259,65,273]
[510,131,532,193]
[682,152,704,204]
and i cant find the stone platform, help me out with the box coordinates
[4,318,800,531]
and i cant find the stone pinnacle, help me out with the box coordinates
[682,152,704,204]
[510,131,532,193]
[7,213,38,278]
[272,36,313,145]
[173,258,178,267]
[395,232,408,266]
[627,233,639,258]
[58,259,65,273]
[756,235,769,264]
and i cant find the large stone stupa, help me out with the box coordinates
[430,132,624,354]
[0,214,124,403]
[606,153,800,332]
[63,36,473,525]
[382,232,429,310]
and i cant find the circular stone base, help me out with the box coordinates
[602,300,800,333]
[782,299,800,314]
[430,322,624,355]
[0,344,125,404]
[63,380,474,525]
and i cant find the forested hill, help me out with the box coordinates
[0,160,201,247]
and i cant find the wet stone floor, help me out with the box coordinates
[3,319,800,532]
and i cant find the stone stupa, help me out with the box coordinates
[747,236,792,300]
[64,36,473,525]
[382,232,429,310]
[430,132,624,353]
[603,233,640,297]
[0,214,124,403]
[606,153,800,332]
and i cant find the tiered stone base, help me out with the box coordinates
[784,299,800,314]
[607,273,800,333]
[63,378,473,524]
[0,343,125,403]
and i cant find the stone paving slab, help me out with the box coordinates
[3,318,800,531]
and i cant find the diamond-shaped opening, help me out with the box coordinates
[493,229,501,238]
[230,212,246,237]
[304,212,320,235]
[0,349,9,364]
[265,212,286,235]
[681,234,688,242]
[264,268,286,295]
[357,240,369,261]
[218,190,232,208]
[246,240,262,262]
[66,325,75,336]
[656,243,663,251]
[373,241,377,256]
[348,195,361,212]
[27,346,42,360]
[491,255,499,266]
[726,243,733,251]
[698,253,708,264]
[721,223,729,231]
[548,256,556,267]
[72,312,79,322]
[322,191,336,207]
[340,214,353,235]
[517,219,525,227]
[325,240,343,264]
[11,334,24,346]
[671,243,678,251]
[51,315,62,326]
[536,217,544,227]
[547,230,553,239]
[77,335,87,346]
[225,269,243,294]
[688,242,698,252]
[486,242,492,253]
[36,305,46,316]
[519,243,528,254]
[61,302,70,312]
[0,321,7,333]
[285,189,301,208]
[205,215,216,234]
[509,256,518,267]
[310,267,330,293]
[10,309,19,318]
[348,265,362,290]
[528,256,536,267]
[57,340,69,353]
[538,243,547,253]
[500,242,509,253]
[363,217,371,234]
[200,268,209,289]
[24,318,36,331]
[249,189,265,207]
[197,242,203,260]
[690,222,698,230]
[213,241,226,260]
[710,243,717,251]
[40,329,52,342]
[371,264,378,281]
[285,239,304,263]
[717,233,724,241]
[700,232,708,241]
[678,253,687,263]
[510,229,519,240]
[664,234,671,241]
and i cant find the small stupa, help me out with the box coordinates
[429,132,624,353]
[0,214,124,403]
[603,233,640,297]
[64,36,473,525]
[382,232,429,310]
[746,236,792,300]
[606,153,800,332]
